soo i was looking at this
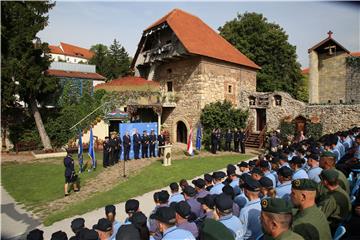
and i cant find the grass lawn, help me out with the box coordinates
[1,152,104,212]
[43,154,252,226]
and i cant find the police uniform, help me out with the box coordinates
[141,132,149,158]
[64,154,76,183]
[225,131,233,151]
[292,168,309,180]
[174,201,199,238]
[261,198,304,240]
[103,137,110,167]
[184,186,203,218]
[123,134,131,161]
[291,179,332,240]
[210,172,226,194]
[307,166,322,183]
[133,132,141,159]
[149,131,157,158]
[276,181,292,201]
[157,133,165,157]
[150,207,195,240]
[114,136,122,163]
[169,192,185,203]
[317,169,351,233]
[238,177,262,240]
[234,130,240,152]
[215,194,242,239]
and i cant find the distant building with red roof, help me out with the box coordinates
[306,31,359,104]
[131,8,260,143]
[48,42,94,64]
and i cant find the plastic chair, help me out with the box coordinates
[333,225,346,240]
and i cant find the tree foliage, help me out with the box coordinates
[1,1,57,149]
[89,39,132,81]
[219,12,304,100]
[200,101,248,148]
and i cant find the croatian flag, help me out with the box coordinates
[187,127,194,156]
[78,129,84,173]
[88,128,96,169]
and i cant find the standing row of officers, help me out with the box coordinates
[211,128,246,154]
[102,130,166,168]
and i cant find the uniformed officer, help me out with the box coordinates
[204,173,214,191]
[233,128,240,152]
[289,156,309,180]
[306,153,322,183]
[102,137,110,168]
[124,199,140,225]
[260,160,277,187]
[225,129,233,151]
[259,176,277,199]
[157,131,166,157]
[291,179,332,240]
[114,134,122,164]
[234,174,249,210]
[317,169,351,234]
[108,133,117,166]
[150,207,195,240]
[149,191,169,240]
[237,161,250,175]
[260,198,304,240]
[104,205,121,240]
[210,171,225,194]
[183,186,203,218]
[214,193,242,239]
[216,129,222,151]
[141,130,149,158]
[238,175,262,240]
[211,129,218,154]
[222,185,240,217]
[197,194,216,219]
[226,166,241,196]
[169,182,185,204]
[173,201,199,238]
[93,218,112,240]
[275,166,292,201]
[123,132,131,161]
[64,151,79,196]
[192,178,209,199]
[132,129,141,160]
[239,128,246,154]
[149,129,157,158]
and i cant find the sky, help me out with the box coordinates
[38,1,360,68]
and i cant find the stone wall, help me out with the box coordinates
[304,104,360,133]
[346,62,360,103]
[318,52,347,104]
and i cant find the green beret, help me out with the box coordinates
[320,169,339,182]
[261,198,292,214]
[292,179,317,191]
[321,151,336,158]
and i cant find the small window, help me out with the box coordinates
[249,96,256,106]
[228,85,233,94]
[274,95,282,106]
[339,99,343,104]
[167,81,173,92]
[124,107,127,112]
[352,99,355,103]
[328,100,331,104]
[167,68,172,74]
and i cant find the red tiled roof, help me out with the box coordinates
[46,69,106,80]
[301,68,309,75]
[95,76,160,92]
[143,9,260,69]
[60,42,94,59]
[351,52,360,57]
[49,45,63,55]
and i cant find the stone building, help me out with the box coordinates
[132,9,260,143]
[307,31,360,104]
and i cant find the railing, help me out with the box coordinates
[244,120,253,142]
[258,124,267,149]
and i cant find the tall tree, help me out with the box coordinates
[219,12,303,99]
[89,40,131,81]
[1,1,57,150]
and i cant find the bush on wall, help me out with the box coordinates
[306,122,323,141]
[279,121,295,141]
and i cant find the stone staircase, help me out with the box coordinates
[245,132,261,148]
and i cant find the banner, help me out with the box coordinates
[187,127,194,156]
[78,129,84,172]
[88,128,96,169]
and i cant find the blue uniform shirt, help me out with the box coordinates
[177,221,198,238]
[234,192,248,209]
[219,214,243,239]
[109,220,122,240]
[292,168,309,180]
[239,198,262,240]
[264,171,277,187]
[196,189,209,199]
[162,226,195,240]
[210,182,224,194]
[186,197,203,218]
[307,166,323,183]
[169,192,185,203]
[230,178,241,196]
[276,181,292,201]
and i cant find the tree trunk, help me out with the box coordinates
[29,97,52,150]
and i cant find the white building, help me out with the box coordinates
[49,42,94,64]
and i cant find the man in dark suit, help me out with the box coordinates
[225,129,233,151]
[114,134,122,164]
[157,131,166,157]
[211,129,218,154]
[108,133,117,165]
[149,129,157,158]
[239,128,246,154]
[133,129,141,160]
[141,130,149,158]
[234,128,240,152]
[103,137,110,167]
[123,132,131,161]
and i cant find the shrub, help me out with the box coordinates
[306,122,323,141]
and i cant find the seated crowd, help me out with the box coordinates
[27,126,360,240]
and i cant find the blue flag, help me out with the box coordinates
[78,129,84,173]
[88,127,96,169]
[196,125,202,151]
